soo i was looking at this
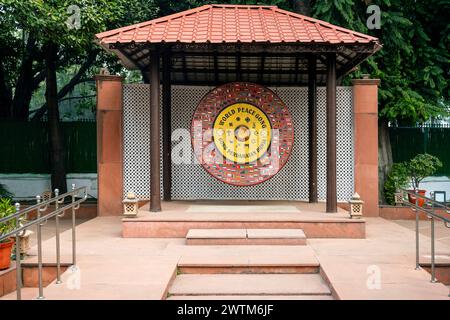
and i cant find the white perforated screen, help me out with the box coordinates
[123,84,354,201]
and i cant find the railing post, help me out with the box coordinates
[14,203,22,300]
[54,189,62,284]
[35,195,45,299]
[415,192,420,270]
[430,215,436,283]
[71,183,77,267]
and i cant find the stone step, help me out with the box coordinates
[169,274,332,296]
[122,211,366,239]
[168,295,334,300]
[186,228,307,245]
[177,245,319,274]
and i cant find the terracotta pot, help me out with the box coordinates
[0,238,14,270]
[407,189,426,207]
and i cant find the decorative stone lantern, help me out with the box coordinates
[348,192,364,219]
[123,191,139,217]
[18,230,34,255]
[394,192,404,206]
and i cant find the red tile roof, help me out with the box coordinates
[96,4,378,45]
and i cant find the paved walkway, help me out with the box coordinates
[392,219,450,247]
[2,215,449,300]
[309,218,449,299]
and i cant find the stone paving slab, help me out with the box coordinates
[169,274,331,296]
[187,229,247,239]
[247,229,306,239]
[177,245,319,267]
[186,205,300,213]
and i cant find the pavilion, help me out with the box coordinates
[94,4,382,216]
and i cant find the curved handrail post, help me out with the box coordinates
[71,183,77,268]
[35,195,45,300]
[14,203,22,300]
[54,189,62,284]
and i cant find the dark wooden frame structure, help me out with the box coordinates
[104,41,380,213]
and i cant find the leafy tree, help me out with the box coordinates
[310,0,449,202]
[0,0,158,192]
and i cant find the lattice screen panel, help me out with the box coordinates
[316,87,354,200]
[123,85,354,201]
[122,84,164,198]
[336,87,355,201]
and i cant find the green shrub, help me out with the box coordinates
[384,163,410,205]
[407,153,442,190]
[0,198,16,243]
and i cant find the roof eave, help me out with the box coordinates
[97,42,140,70]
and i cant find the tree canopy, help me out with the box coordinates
[312,0,449,123]
[1,0,448,122]
[0,0,159,120]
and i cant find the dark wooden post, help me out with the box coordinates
[150,51,161,212]
[162,50,172,201]
[308,55,318,203]
[326,53,337,213]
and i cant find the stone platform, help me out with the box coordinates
[122,201,365,239]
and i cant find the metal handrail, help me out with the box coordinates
[0,186,86,226]
[401,189,450,225]
[0,185,87,300]
[400,188,450,287]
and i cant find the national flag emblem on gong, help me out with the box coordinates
[191,82,294,186]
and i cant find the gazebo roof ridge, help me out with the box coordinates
[95,4,380,45]
[95,4,213,40]
[272,6,378,43]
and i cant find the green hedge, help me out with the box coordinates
[1,122,448,176]
[0,121,96,173]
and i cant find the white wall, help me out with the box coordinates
[412,176,450,201]
[0,173,97,200]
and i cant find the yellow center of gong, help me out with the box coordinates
[213,103,272,164]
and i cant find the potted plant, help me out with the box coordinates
[0,198,16,270]
[406,153,443,207]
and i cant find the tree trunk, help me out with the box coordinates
[0,63,13,119]
[378,118,393,204]
[12,36,37,120]
[45,42,67,193]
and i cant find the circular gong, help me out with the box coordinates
[213,102,272,164]
[191,82,294,186]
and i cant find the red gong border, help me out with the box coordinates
[191,82,294,186]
